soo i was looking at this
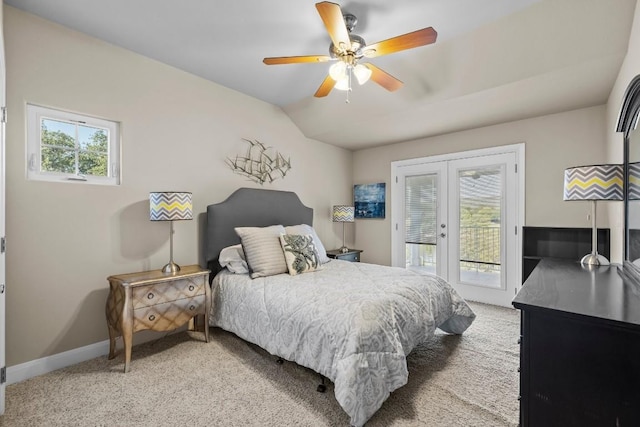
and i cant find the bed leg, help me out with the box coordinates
[317,375,326,393]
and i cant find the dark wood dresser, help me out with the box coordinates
[512,258,640,426]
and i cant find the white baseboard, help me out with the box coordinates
[7,339,110,385]
[7,327,188,385]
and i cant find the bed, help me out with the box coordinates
[204,188,476,426]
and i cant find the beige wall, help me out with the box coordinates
[4,7,352,367]
[606,0,640,262]
[353,105,608,266]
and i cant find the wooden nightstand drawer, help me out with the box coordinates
[326,249,363,262]
[133,295,205,333]
[132,277,205,309]
[338,252,360,262]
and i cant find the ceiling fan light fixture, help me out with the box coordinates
[353,64,372,85]
[329,61,347,81]
[263,3,437,99]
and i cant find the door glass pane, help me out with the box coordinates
[458,166,502,288]
[405,174,437,274]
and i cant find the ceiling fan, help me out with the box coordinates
[263,1,437,100]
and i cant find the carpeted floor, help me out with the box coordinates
[1,302,520,426]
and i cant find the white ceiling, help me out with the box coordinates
[4,0,636,150]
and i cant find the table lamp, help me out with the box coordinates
[150,191,193,273]
[332,205,355,253]
[563,164,623,265]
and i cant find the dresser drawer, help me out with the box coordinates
[133,295,205,332]
[132,277,205,309]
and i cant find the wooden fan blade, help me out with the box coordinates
[366,64,403,92]
[316,2,351,52]
[363,27,437,58]
[263,55,331,65]
[314,75,336,97]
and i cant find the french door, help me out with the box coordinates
[392,146,523,307]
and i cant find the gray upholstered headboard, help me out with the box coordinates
[204,187,313,279]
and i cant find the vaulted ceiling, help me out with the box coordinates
[4,0,636,150]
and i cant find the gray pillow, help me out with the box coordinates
[279,234,321,276]
[284,224,330,264]
[235,225,287,278]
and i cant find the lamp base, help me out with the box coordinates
[339,246,350,253]
[162,261,181,273]
[580,253,610,266]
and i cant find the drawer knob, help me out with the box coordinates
[189,305,196,311]
[189,285,195,292]
[149,314,156,321]
[147,293,154,300]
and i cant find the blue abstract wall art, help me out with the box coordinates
[354,183,386,219]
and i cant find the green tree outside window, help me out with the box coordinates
[41,119,109,177]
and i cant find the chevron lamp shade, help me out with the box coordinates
[332,205,355,222]
[149,192,193,221]
[563,165,623,201]
[629,162,640,200]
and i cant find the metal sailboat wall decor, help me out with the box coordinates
[226,138,292,185]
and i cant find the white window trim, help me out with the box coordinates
[26,103,121,185]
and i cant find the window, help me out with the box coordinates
[26,104,120,185]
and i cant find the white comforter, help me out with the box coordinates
[209,260,475,426]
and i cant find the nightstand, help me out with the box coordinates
[326,249,363,262]
[105,265,210,372]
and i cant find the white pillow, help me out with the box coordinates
[219,244,249,274]
[279,234,321,276]
[235,225,287,278]
[284,224,330,264]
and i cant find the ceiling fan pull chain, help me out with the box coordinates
[346,67,352,104]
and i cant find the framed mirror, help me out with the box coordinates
[617,74,640,282]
